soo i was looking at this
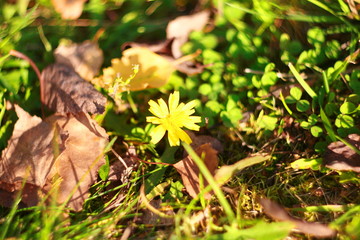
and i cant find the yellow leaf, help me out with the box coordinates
[94,47,176,92]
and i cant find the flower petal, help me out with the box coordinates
[148,100,164,118]
[158,98,169,116]
[167,128,180,146]
[146,116,162,124]
[169,91,180,114]
[183,119,201,130]
[175,127,192,144]
[150,125,166,144]
[181,100,197,112]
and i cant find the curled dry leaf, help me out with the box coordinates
[166,10,211,58]
[173,143,218,199]
[323,134,360,172]
[0,105,108,211]
[259,198,337,238]
[41,63,107,114]
[54,40,104,81]
[51,0,86,20]
[92,47,175,92]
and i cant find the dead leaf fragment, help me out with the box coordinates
[54,40,104,81]
[41,63,107,114]
[323,134,360,172]
[52,0,86,20]
[259,198,337,238]
[173,144,218,199]
[166,10,211,58]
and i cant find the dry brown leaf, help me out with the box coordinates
[41,63,107,114]
[323,134,360,172]
[187,131,223,153]
[0,105,64,191]
[46,113,108,211]
[173,143,218,199]
[54,40,104,81]
[0,106,108,211]
[0,105,66,207]
[51,0,86,20]
[166,10,211,58]
[259,198,337,238]
[92,47,175,92]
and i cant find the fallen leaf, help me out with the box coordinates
[166,10,211,58]
[54,40,104,81]
[51,0,86,20]
[92,47,175,92]
[187,131,223,153]
[0,105,66,207]
[173,143,218,199]
[41,63,107,114]
[323,134,360,172]
[0,106,108,211]
[122,38,174,57]
[259,198,337,238]
[46,113,108,211]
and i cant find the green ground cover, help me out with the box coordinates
[0,0,359,239]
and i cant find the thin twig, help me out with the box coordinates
[130,154,174,166]
[9,50,44,117]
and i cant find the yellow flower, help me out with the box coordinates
[146,91,201,146]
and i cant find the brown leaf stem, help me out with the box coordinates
[9,50,44,117]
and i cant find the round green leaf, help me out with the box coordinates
[325,102,338,116]
[310,126,323,137]
[258,115,278,131]
[340,102,357,114]
[290,87,302,100]
[308,114,318,125]
[325,40,340,59]
[204,101,223,116]
[199,83,212,95]
[285,95,297,104]
[232,76,249,88]
[300,121,311,129]
[335,114,354,128]
[307,27,325,46]
[261,71,277,87]
[296,99,310,112]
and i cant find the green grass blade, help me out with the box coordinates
[288,63,317,98]
[182,142,236,223]
[320,108,337,141]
